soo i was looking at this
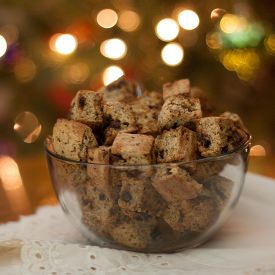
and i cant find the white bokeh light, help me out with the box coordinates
[103,65,124,85]
[0,35,8,58]
[96,9,118,29]
[155,18,179,41]
[178,10,200,30]
[100,38,127,60]
[50,34,78,55]
[161,43,184,66]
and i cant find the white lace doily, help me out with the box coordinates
[0,172,275,275]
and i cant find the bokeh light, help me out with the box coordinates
[155,18,179,41]
[178,10,200,30]
[161,42,184,66]
[250,145,266,157]
[14,58,37,82]
[264,34,275,55]
[0,35,8,58]
[210,8,227,22]
[102,65,124,85]
[14,112,42,143]
[220,49,260,81]
[100,38,127,60]
[118,10,140,32]
[206,32,223,50]
[96,9,118,29]
[220,14,248,34]
[63,62,90,84]
[0,156,23,191]
[49,33,78,55]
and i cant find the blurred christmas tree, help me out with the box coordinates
[0,0,275,156]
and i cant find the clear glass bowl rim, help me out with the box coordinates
[44,134,251,168]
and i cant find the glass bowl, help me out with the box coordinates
[45,136,250,253]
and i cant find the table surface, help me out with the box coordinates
[0,153,274,224]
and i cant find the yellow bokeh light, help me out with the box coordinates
[250,145,266,157]
[103,65,124,85]
[49,33,77,55]
[220,49,260,81]
[14,58,37,82]
[100,38,127,60]
[220,14,248,34]
[178,10,200,30]
[96,9,118,29]
[118,10,140,32]
[264,34,275,55]
[161,42,184,66]
[155,18,179,42]
[0,35,8,58]
[0,156,23,191]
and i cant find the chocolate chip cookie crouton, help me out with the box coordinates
[103,101,137,145]
[196,117,246,157]
[110,221,152,249]
[152,167,203,202]
[131,103,159,135]
[87,146,112,195]
[158,95,202,130]
[99,77,137,103]
[154,126,197,163]
[69,90,104,129]
[52,119,98,161]
[200,175,234,209]
[163,79,190,101]
[137,90,163,110]
[118,173,166,217]
[163,196,217,232]
[111,133,155,165]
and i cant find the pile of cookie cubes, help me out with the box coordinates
[47,77,249,252]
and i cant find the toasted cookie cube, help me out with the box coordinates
[158,95,202,130]
[154,126,197,163]
[163,196,217,232]
[136,90,163,109]
[110,221,151,249]
[103,101,137,145]
[190,158,227,181]
[118,173,166,216]
[200,175,234,209]
[196,117,246,157]
[111,133,155,165]
[52,119,98,161]
[87,146,112,195]
[99,77,137,103]
[131,103,159,135]
[69,90,104,129]
[163,79,190,101]
[152,167,203,202]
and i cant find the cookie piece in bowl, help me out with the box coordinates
[52,119,98,161]
[69,90,104,129]
[154,126,197,163]
[111,133,155,165]
[196,117,247,157]
[158,95,202,130]
[163,78,190,101]
[103,101,137,145]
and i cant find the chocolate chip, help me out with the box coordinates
[78,96,86,109]
[121,191,132,202]
[99,193,106,200]
[110,120,121,129]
